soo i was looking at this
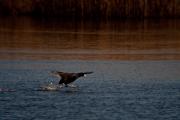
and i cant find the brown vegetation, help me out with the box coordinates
[0,0,179,19]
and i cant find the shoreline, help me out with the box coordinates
[1,50,180,61]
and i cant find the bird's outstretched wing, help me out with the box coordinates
[51,71,69,84]
[50,71,66,79]
[51,71,93,85]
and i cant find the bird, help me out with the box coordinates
[51,71,93,87]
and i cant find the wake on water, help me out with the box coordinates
[1,83,78,92]
[0,88,15,92]
[40,82,62,91]
[39,82,78,91]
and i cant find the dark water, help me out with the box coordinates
[0,18,180,120]
[0,60,180,120]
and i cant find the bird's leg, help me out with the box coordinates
[58,84,64,88]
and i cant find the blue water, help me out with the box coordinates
[0,60,180,120]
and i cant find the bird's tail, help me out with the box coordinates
[78,72,93,77]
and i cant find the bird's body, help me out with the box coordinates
[51,71,93,87]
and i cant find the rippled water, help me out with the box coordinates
[0,18,180,120]
[0,60,180,120]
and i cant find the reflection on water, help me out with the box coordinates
[0,17,180,120]
[0,17,179,60]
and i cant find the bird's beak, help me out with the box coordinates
[49,72,53,76]
[50,72,59,78]
[49,72,52,74]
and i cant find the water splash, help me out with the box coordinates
[40,82,63,91]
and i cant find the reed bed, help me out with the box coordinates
[0,0,179,19]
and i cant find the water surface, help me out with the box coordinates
[0,18,180,120]
[0,60,180,120]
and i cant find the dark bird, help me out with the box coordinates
[51,71,93,87]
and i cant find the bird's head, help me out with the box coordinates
[50,71,60,78]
